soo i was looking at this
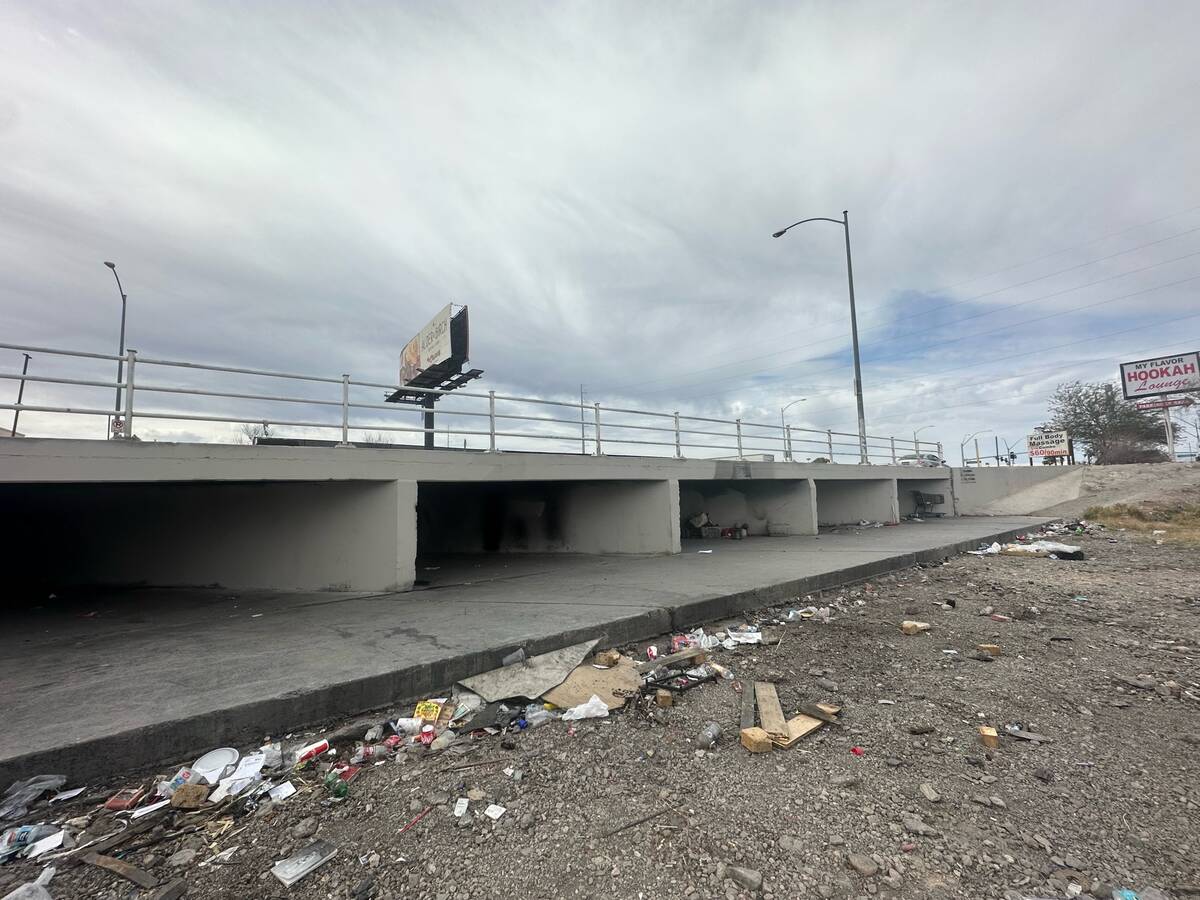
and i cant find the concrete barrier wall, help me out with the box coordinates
[679,479,817,536]
[0,480,417,592]
[952,466,1082,515]
[815,478,899,525]
[418,480,679,555]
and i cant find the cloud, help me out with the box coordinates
[2,1,1199,458]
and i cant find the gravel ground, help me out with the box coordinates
[2,525,1198,900]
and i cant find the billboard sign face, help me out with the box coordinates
[1027,430,1070,457]
[1120,351,1200,400]
[400,305,453,386]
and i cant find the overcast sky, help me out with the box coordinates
[3,1,1200,459]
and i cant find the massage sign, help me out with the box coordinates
[1119,351,1200,400]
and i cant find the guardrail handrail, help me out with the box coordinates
[0,341,945,465]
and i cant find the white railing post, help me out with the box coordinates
[488,391,497,452]
[937,441,944,464]
[593,402,603,455]
[736,419,744,459]
[121,349,136,438]
[785,424,793,462]
[890,436,896,464]
[673,411,682,458]
[336,374,351,447]
[827,429,834,462]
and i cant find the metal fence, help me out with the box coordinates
[0,342,943,465]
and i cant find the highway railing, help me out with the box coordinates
[0,342,944,465]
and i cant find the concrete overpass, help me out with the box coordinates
[1,437,962,592]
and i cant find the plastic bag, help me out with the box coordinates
[0,865,55,900]
[0,776,66,822]
[561,695,610,721]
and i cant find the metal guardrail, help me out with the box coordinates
[0,342,944,465]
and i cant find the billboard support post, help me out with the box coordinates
[1164,409,1176,461]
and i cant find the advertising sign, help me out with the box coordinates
[1027,430,1070,457]
[1119,351,1200,400]
[1135,397,1195,411]
[400,305,453,386]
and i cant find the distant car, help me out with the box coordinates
[897,453,945,467]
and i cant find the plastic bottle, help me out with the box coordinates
[0,866,56,900]
[322,771,349,799]
[350,744,390,765]
[291,739,330,767]
[695,722,721,750]
[0,825,59,862]
[390,718,424,736]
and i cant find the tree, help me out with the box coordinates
[1046,381,1165,464]
[237,422,271,444]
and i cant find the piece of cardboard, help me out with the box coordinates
[459,639,599,702]
[542,655,639,710]
[754,682,788,738]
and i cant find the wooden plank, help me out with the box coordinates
[771,704,841,749]
[739,685,756,731]
[636,647,706,674]
[754,682,787,738]
[148,879,188,900]
[82,853,158,889]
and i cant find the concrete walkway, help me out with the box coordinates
[0,516,1048,784]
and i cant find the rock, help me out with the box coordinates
[291,817,319,839]
[368,852,381,868]
[902,816,937,836]
[989,796,1006,809]
[1033,768,1054,784]
[167,849,197,867]
[729,866,763,891]
[919,783,941,803]
[971,795,992,807]
[426,791,451,806]
[830,775,860,789]
[466,788,487,801]
[908,725,935,735]
[1115,674,1156,690]
[847,853,879,877]
[142,854,161,869]
[816,678,839,692]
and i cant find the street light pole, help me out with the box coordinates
[960,430,991,467]
[103,261,128,439]
[913,424,933,455]
[773,211,868,463]
[10,353,30,437]
[780,397,807,461]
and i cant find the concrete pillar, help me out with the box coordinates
[814,478,899,526]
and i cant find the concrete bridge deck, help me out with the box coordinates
[0,515,1049,785]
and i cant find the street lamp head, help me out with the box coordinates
[771,230,786,239]
[104,261,116,269]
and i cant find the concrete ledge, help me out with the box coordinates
[0,519,1046,786]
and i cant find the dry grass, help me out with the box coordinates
[1083,501,1200,545]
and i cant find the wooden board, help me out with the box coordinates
[739,685,757,731]
[771,704,841,749]
[82,853,158,889]
[754,682,788,738]
[542,655,640,710]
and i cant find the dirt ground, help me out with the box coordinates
[3,523,1199,900]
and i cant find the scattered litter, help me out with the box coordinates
[459,640,598,702]
[0,775,66,822]
[697,549,713,554]
[130,798,171,819]
[696,722,722,749]
[544,655,640,710]
[268,781,297,802]
[900,620,931,635]
[104,786,146,811]
[484,804,506,821]
[0,865,55,900]
[561,695,611,721]
[453,798,469,817]
[48,787,85,804]
[271,839,338,887]
[192,747,239,785]
[979,726,1000,749]
[850,746,865,757]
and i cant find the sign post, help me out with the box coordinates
[1164,409,1176,461]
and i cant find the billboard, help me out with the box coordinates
[1027,430,1070,457]
[1119,351,1200,400]
[400,305,454,387]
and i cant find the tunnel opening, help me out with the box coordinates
[677,478,815,540]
